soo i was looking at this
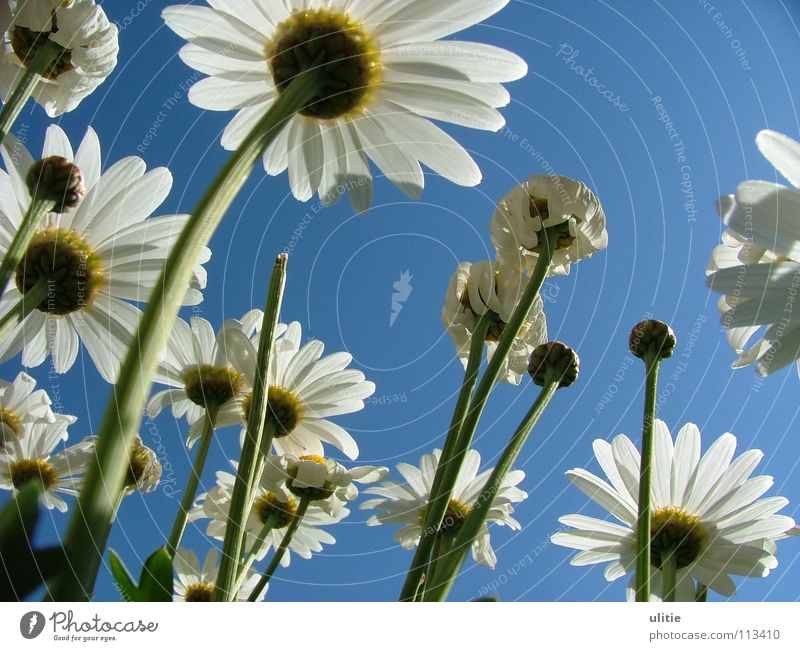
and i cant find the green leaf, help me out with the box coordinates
[138,547,173,602]
[108,550,139,602]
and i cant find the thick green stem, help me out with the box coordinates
[48,72,319,602]
[0,197,56,297]
[213,257,287,601]
[166,407,218,558]
[247,497,310,602]
[425,376,561,602]
[661,549,677,603]
[0,40,61,145]
[634,352,661,602]
[400,231,556,601]
[0,276,48,338]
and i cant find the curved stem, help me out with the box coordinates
[166,407,218,558]
[400,231,556,601]
[634,352,661,602]
[0,40,61,145]
[425,377,561,602]
[661,549,677,603]
[48,71,320,602]
[213,259,287,601]
[0,197,56,297]
[247,497,309,602]
[0,276,48,339]
[233,515,279,595]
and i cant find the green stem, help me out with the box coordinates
[166,407,218,558]
[0,197,56,298]
[233,515,278,595]
[695,583,708,602]
[213,258,288,601]
[661,549,677,603]
[634,352,661,602]
[0,276,48,338]
[0,40,61,145]
[400,230,556,601]
[247,497,310,602]
[425,376,561,602]
[48,72,319,602]
[401,314,491,601]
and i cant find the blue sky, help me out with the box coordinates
[4,0,800,602]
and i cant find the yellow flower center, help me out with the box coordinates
[243,386,305,438]
[10,25,74,79]
[183,582,213,602]
[0,408,23,446]
[650,506,708,569]
[15,228,105,315]
[419,499,472,535]
[253,491,298,528]
[9,458,59,489]
[182,364,243,410]
[268,8,381,120]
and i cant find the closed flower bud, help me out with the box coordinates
[629,320,677,361]
[26,156,85,211]
[528,341,580,388]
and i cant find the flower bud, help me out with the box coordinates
[629,320,677,361]
[124,435,162,495]
[528,341,580,388]
[26,156,86,211]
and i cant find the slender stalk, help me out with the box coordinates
[213,257,288,601]
[233,515,279,594]
[634,352,661,602]
[424,376,560,602]
[0,40,61,145]
[0,197,56,297]
[166,407,218,557]
[661,549,677,603]
[695,583,708,602]
[400,315,491,601]
[247,497,310,602]
[0,276,48,338]
[400,230,557,601]
[48,72,319,602]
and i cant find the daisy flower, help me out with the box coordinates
[0,125,210,382]
[146,311,269,447]
[362,448,527,569]
[442,260,547,385]
[162,0,527,211]
[707,130,800,376]
[0,413,94,511]
[552,421,796,600]
[122,434,162,496]
[173,547,266,602]
[208,321,375,460]
[491,174,608,276]
[192,466,346,566]
[0,0,118,116]
[0,371,56,447]
[262,453,387,515]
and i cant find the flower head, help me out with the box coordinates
[0,371,56,447]
[552,421,796,600]
[123,435,162,496]
[1,0,119,116]
[173,548,266,602]
[443,260,547,385]
[491,174,608,275]
[163,0,527,211]
[0,125,210,382]
[362,449,527,569]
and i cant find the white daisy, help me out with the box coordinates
[0,370,56,447]
[707,130,800,376]
[491,174,608,276]
[262,452,387,515]
[0,125,210,382]
[362,448,527,569]
[173,547,266,602]
[552,420,796,600]
[0,0,118,116]
[146,311,270,447]
[207,321,375,460]
[162,0,527,211]
[442,260,547,385]
[0,413,94,511]
[192,466,345,566]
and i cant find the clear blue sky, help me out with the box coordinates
[4,0,800,602]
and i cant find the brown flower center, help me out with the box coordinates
[182,365,243,410]
[9,458,58,489]
[10,25,74,79]
[183,582,213,602]
[253,491,298,528]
